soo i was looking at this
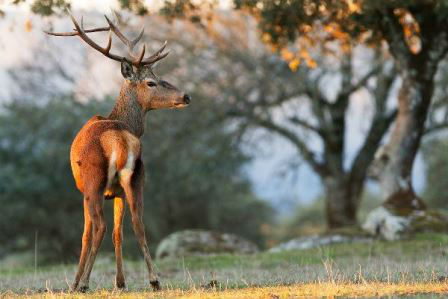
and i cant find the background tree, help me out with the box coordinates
[160,0,448,227]
[172,12,398,228]
[229,0,448,219]
[227,53,397,229]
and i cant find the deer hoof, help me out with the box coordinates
[150,280,161,291]
[78,285,89,293]
[115,279,126,290]
[202,280,218,289]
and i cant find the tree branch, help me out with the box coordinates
[227,109,328,176]
[341,65,381,97]
[425,121,448,135]
[288,116,323,136]
[349,109,397,186]
[381,7,412,65]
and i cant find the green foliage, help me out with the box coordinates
[235,0,448,46]
[12,0,70,16]
[0,95,272,262]
[160,0,195,18]
[118,0,147,16]
[235,0,336,45]
[422,138,448,210]
[3,232,448,294]
[0,98,97,259]
[15,0,448,42]
[31,0,69,16]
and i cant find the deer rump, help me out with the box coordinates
[70,115,142,200]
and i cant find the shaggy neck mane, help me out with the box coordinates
[109,81,146,138]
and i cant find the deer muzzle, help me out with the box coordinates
[183,94,191,104]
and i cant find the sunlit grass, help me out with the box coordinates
[2,283,448,299]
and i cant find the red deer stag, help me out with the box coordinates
[45,12,190,292]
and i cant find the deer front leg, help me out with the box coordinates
[120,162,160,291]
[78,192,107,292]
[71,198,92,291]
[113,197,126,289]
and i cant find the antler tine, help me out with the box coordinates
[130,27,145,50]
[104,15,133,49]
[44,25,110,36]
[62,11,126,63]
[141,41,169,65]
[142,51,170,66]
[105,30,113,53]
[137,44,146,65]
[44,9,111,36]
[45,11,169,67]
[104,15,146,63]
[104,15,160,66]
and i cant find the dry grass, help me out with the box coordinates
[1,283,448,299]
[2,233,448,298]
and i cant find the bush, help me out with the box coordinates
[0,95,272,262]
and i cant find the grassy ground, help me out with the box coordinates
[2,233,448,298]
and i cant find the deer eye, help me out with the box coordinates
[147,81,157,87]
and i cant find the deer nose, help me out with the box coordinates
[183,94,191,104]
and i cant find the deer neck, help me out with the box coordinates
[109,82,146,138]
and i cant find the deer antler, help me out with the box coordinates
[44,11,169,67]
[104,15,144,52]
[103,15,169,65]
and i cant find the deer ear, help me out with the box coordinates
[121,60,134,80]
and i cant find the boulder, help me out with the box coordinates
[362,206,409,240]
[269,234,371,253]
[155,229,259,259]
[362,206,448,241]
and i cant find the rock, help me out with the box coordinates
[155,229,259,259]
[362,206,448,241]
[362,206,410,241]
[269,234,371,253]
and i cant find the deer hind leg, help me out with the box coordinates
[113,197,126,289]
[71,197,92,291]
[78,191,106,292]
[120,160,160,290]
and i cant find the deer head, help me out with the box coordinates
[45,11,191,111]
[120,61,190,110]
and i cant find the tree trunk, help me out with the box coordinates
[376,8,447,213]
[378,66,436,214]
[364,72,440,239]
[324,176,358,229]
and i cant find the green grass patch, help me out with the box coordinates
[1,233,448,296]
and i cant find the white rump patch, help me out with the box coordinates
[106,151,117,188]
[119,152,135,183]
